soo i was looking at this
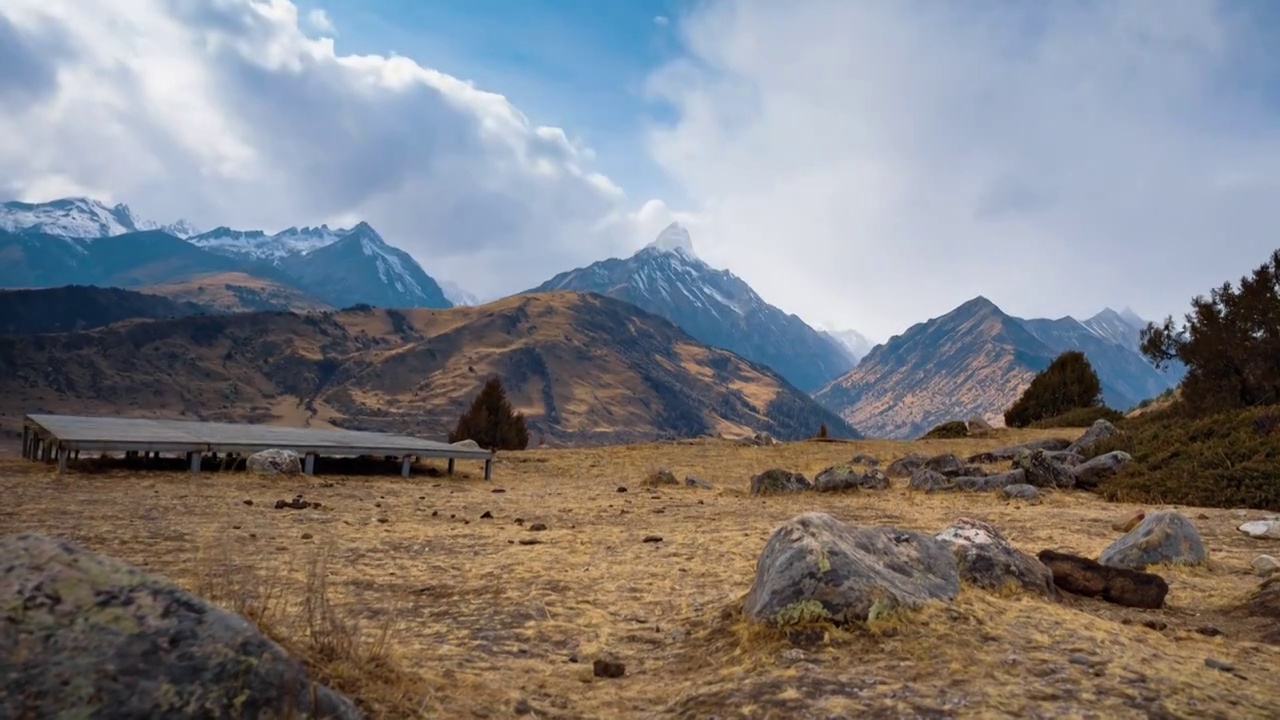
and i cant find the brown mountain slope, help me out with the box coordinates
[814,297,1060,438]
[140,272,331,313]
[0,291,856,445]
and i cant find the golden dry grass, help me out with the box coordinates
[3,429,1280,718]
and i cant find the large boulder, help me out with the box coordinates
[246,448,303,475]
[0,534,361,720]
[744,513,959,626]
[1037,549,1169,609]
[1067,419,1120,454]
[751,469,811,495]
[1013,449,1076,489]
[814,465,859,492]
[966,438,1072,464]
[1072,451,1133,490]
[935,519,1056,597]
[885,453,929,478]
[1097,511,1207,570]
[1239,519,1280,539]
[857,469,891,490]
[954,469,1026,492]
[924,453,964,476]
[908,468,954,493]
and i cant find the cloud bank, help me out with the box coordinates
[0,0,682,301]
[646,0,1280,338]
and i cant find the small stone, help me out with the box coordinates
[1251,555,1279,577]
[376,517,389,524]
[528,522,548,532]
[374,502,382,508]
[1197,513,1210,520]
[232,525,241,530]
[1205,658,1235,673]
[592,659,626,678]
[1195,626,1223,637]
[243,499,254,506]
[518,538,543,546]
[568,654,579,663]
[431,510,438,517]
[419,496,426,500]
[1239,519,1280,539]
[492,488,506,493]
[514,699,534,715]
[480,511,493,519]
[617,486,628,493]
[643,535,663,543]
[301,533,313,540]
[1142,619,1168,631]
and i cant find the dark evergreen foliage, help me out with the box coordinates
[448,376,530,451]
[1004,350,1103,428]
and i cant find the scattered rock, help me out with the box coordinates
[617,486,628,493]
[966,438,1072,464]
[491,488,506,494]
[514,698,534,715]
[685,476,714,489]
[1037,549,1169,609]
[1098,511,1207,570]
[1045,451,1086,467]
[935,518,1056,597]
[751,469,811,495]
[0,534,360,719]
[850,453,880,467]
[743,512,960,626]
[955,469,1025,492]
[924,453,964,477]
[451,439,482,450]
[1106,512,1143,535]
[518,538,543,546]
[376,516,389,524]
[857,469,891,490]
[741,431,780,447]
[300,533,313,540]
[642,535,663,543]
[907,468,953,493]
[1195,626,1224,637]
[1252,555,1279,577]
[644,470,679,487]
[885,453,929,478]
[1067,419,1120,454]
[1074,451,1133,490]
[1001,483,1041,502]
[273,498,312,510]
[592,659,626,678]
[814,464,860,492]
[242,499,253,506]
[1204,658,1236,673]
[528,523,549,532]
[1143,619,1168,631]
[480,511,493,519]
[1239,519,1280,539]
[1014,449,1076,489]
[246,449,303,476]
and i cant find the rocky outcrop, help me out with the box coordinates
[1014,449,1076,489]
[1067,419,1120,454]
[955,469,1026,492]
[246,448,303,475]
[744,513,959,626]
[751,469,810,495]
[814,465,891,492]
[1072,451,1132,490]
[935,519,1056,597]
[908,468,953,493]
[1037,549,1169,609]
[1097,511,1207,570]
[966,438,1072,464]
[0,533,361,720]
[924,453,963,476]
[886,454,929,478]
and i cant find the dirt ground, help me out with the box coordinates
[3,429,1279,719]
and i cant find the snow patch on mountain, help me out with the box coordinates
[351,224,424,298]
[439,280,481,306]
[0,197,201,240]
[645,222,697,260]
[189,224,348,262]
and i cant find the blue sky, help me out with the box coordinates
[300,0,691,203]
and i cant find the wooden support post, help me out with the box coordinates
[188,452,202,473]
[447,458,456,476]
[21,426,30,460]
[484,458,493,481]
[57,448,68,474]
[304,453,316,476]
[73,450,80,461]
[44,442,56,464]
[400,456,412,478]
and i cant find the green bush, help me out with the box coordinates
[1084,406,1280,511]
[1004,351,1103,428]
[448,376,530,451]
[921,420,969,439]
[1029,405,1125,429]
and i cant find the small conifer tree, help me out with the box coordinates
[449,377,530,450]
[1004,351,1103,428]
[816,422,829,439]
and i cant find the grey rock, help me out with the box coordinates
[751,468,810,495]
[1252,555,1279,577]
[684,476,714,490]
[1013,449,1076,489]
[849,453,880,468]
[955,469,1026,492]
[924,453,964,476]
[966,438,1072,464]
[246,448,303,475]
[814,464,861,492]
[857,469,891,490]
[741,431,780,447]
[1046,451,1085,467]
[1001,483,1041,502]
[1072,451,1133,490]
[744,512,960,626]
[908,468,954,493]
[1239,519,1280,539]
[935,518,1056,597]
[1067,419,1120,454]
[1098,510,1208,570]
[0,533,361,720]
[451,438,482,450]
[885,453,929,478]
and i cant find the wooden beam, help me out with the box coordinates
[447,457,455,475]
[484,458,493,481]
[21,426,30,460]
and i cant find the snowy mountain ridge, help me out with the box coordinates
[0,197,200,240]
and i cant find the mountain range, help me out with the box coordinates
[0,196,1181,443]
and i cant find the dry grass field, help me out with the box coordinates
[3,428,1280,719]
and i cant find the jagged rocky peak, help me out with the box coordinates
[643,222,697,259]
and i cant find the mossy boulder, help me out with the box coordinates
[0,533,361,720]
[935,518,1056,597]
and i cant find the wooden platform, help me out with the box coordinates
[20,414,493,478]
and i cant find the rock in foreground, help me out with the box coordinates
[935,518,1056,597]
[1239,519,1280,539]
[1014,449,1076,489]
[1072,451,1132,490]
[246,448,303,475]
[744,512,959,626]
[0,533,361,720]
[1037,549,1169,609]
[1066,419,1120,454]
[1098,511,1207,570]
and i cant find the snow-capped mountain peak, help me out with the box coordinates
[644,222,697,260]
[2,197,142,239]
[440,280,481,306]
[188,223,351,263]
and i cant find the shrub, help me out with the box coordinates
[816,423,829,439]
[1029,405,1125,429]
[1004,351,1103,428]
[921,420,969,439]
[1084,406,1280,511]
[448,376,530,451]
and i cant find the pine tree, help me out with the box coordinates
[1004,351,1104,428]
[816,422,829,439]
[449,377,530,450]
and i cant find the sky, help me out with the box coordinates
[3,0,1280,341]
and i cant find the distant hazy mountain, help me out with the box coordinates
[527,223,855,392]
[825,328,875,364]
[815,296,1181,438]
[284,222,450,309]
[439,280,482,306]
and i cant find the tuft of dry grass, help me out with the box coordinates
[4,429,1280,718]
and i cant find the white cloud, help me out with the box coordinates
[653,16,669,27]
[0,0,654,300]
[645,0,1280,340]
[305,8,334,34]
